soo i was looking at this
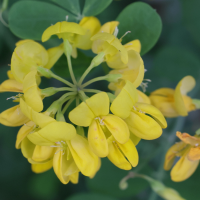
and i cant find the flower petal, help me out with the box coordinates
[107,136,132,170]
[188,147,200,161]
[134,102,167,128]
[137,90,151,104]
[69,101,95,127]
[31,159,53,173]
[28,121,76,146]
[21,137,35,159]
[69,172,79,184]
[32,145,55,162]
[111,81,138,119]
[88,120,108,157]
[124,39,141,53]
[23,70,43,112]
[0,105,28,127]
[44,44,64,69]
[15,121,35,149]
[68,134,99,177]
[171,152,199,182]
[164,142,186,170]
[86,92,109,117]
[130,133,141,146]
[176,131,200,146]
[103,114,130,144]
[116,138,139,167]
[20,98,55,128]
[0,79,23,93]
[125,111,162,140]
[100,21,119,34]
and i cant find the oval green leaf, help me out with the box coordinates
[117,2,162,55]
[8,1,76,40]
[83,0,112,16]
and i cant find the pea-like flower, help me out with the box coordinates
[150,76,196,117]
[69,92,130,157]
[111,81,167,140]
[164,131,200,182]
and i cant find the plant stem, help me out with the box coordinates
[62,97,76,114]
[66,53,77,85]
[81,76,107,88]
[78,62,94,86]
[50,72,74,88]
[82,89,101,94]
[76,97,80,106]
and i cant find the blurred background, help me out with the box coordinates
[0,0,200,199]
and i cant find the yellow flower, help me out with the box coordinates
[20,98,99,183]
[149,76,196,117]
[111,81,167,140]
[107,135,138,170]
[23,70,43,112]
[11,40,49,83]
[164,131,200,182]
[69,92,130,157]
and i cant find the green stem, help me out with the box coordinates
[50,72,74,88]
[82,89,101,94]
[81,76,107,88]
[76,97,80,106]
[78,90,88,101]
[78,62,95,86]
[66,53,77,85]
[62,97,76,114]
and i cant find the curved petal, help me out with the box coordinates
[74,17,101,50]
[103,114,130,144]
[20,98,55,128]
[124,39,141,53]
[23,70,43,112]
[7,70,15,79]
[31,159,53,173]
[15,121,35,149]
[164,142,186,170]
[111,81,138,119]
[130,133,141,146]
[86,92,109,117]
[107,136,132,170]
[11,40,48,83]
[88,120,108,157]
[21,137,35,159]
[0,105,29,127]
[28,121,77,146]
[69,172,79,184]
[42,21,85,42]
[69,101,95,127]
[68,134,99,177]
[32,145,55,162]
[188,147,200,161]
[125,111,162,140]
[179,76,196,95]
[53,149,78,184]
[171,153,199,182]
[134,102,167,128]
[0,79,23,93]
[137,90,151,104]
[100,21,119,34]
[176,132,200,146]
[116,138,139,167]
[44,44,64,69]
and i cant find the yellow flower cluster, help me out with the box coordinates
[2,16,198,185]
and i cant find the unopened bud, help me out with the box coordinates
[37,66,52,78]
[92,52,105,67]
[106,74,122,83]
[119,180,128,190]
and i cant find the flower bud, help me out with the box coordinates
[92,52,105,67]
[106,74,122,83]
[119,179,128,190]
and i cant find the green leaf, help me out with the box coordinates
[83,0,112,16]
[86,158,150,198]
[51,0,81,18]
[153,46,200,82]
[53,50,93,79]
[8,1,76,40]
[67,193,118,200]
[117,2,162,55]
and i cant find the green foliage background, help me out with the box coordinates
[0,0,200,200]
